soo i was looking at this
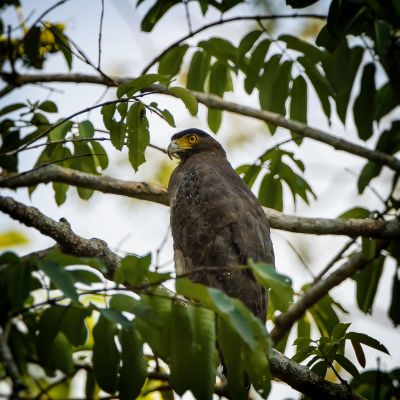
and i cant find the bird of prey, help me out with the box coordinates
[167,128,274,323]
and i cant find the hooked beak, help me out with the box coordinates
[167,140,180,160]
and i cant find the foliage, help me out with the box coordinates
[0,0,399,399]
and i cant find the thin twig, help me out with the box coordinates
[313,238,357,283]
[29,0,70,29]
[98,0,105,69]
[183,0,193,34]
[141,13,326,74]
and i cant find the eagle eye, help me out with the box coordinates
[188,134,198,144]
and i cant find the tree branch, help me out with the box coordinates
[189,91,400,173]
[1,164,399,240]
[0,195,121,277]
[270,242,387,343]
[0,326,25,394]
[2,72,399,173]
[269,349,363,400]
[140,13,326,74]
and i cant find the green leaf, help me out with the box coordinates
[258,174,283,211]
[90,141,109,170]
[109,293,138,314]
[42,248,107,273]
[374,82,398,122]
[353,63,376,141]
[208,61,228,97]
[248,261,293,312]
[160,108,175,127]
[126,102,150,171]
[311,360,327,378]
[345,332,389,355]
[176,279,264,350]
[207,109,222,134]
[279,34,321,62]
[38,100,58,113]
[139,0,180,32]
[135,296,172,359]
[198,37,237,66]
[309,293,340,336]
[332,354,359,377]
[6,262,31,310]
[332,322,351,341]
[321,42,364,124]
[374,20,393,55]
[298,56,331,121]
[114,253,151,286]
[186,50,211,92]
[117,74,167,98]
[119,323,146,400]
[0,103,26,117]
[190,306,217,400]
[355,255,384,314]
[290,75,307,144]
[287,0,319,7]
[101,103,116,130]
[93,315,120,394]
[237,30,262,61]
[37,306,66,368]
[37,260,78,302]
[60,306,91,346]
[158,44,189,76]
[49,25,73,69]
[296,314,311,351]
[236,164,262,188]
[49,120,73,141]
[24,26,41,66]
[53,182,68,206]
[351,339,366,368]
[291,345,317,363]
[244,39,271,94]
[169,86,198,116]
[78,120,95,138]
[388,269,400,327]
[69,268,103,285]
[170,302,195,395]
[48,332,74,374]
[338,207,370,219]
[217,316,247,399]
[357,162,381,194]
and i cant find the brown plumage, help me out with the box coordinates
[167,129,274,323]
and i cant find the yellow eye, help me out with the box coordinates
[188,134,198,144]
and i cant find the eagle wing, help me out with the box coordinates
[169,152,274,322]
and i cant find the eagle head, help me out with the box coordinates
[167,128,226,161]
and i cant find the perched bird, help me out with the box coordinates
[167,128,274,323]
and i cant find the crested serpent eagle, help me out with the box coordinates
[167,128,275,323]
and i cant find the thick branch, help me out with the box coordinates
[0,195,121,277]
[269,349,363,400]
[2,72,399,173]
[1,165,399,240]
[270,242,386,343]
[189,91,400,173]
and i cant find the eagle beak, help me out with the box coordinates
[167,140,180,160]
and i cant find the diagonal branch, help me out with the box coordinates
[1,164,399,240]
[0,195,121,277]
[270,241,387,343]
[2,72,399,173]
